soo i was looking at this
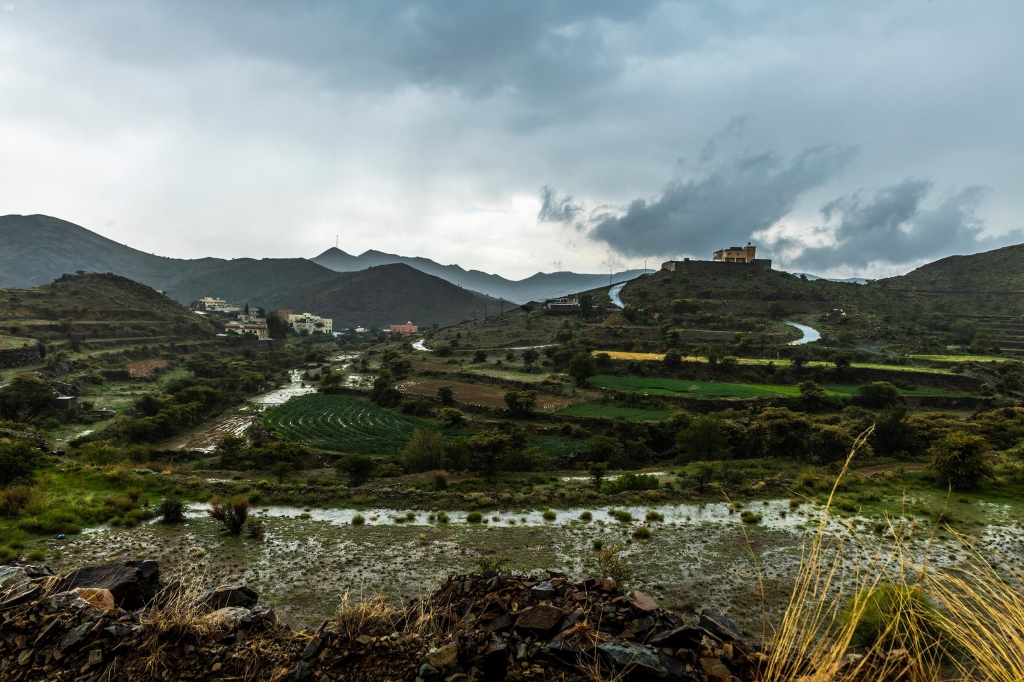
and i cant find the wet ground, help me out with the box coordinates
[47,497,1023,636]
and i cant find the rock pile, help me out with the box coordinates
[1,560,768,681]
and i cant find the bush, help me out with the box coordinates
[0,486,32,518]
[352,514,365,525]
[466,511,483,524]
[437,386,454,406]
[376,462,404,478]
[841,584,940,649]
[158,498,187,524]
[633,526,652,540]
[580,511,593,521]
[208,496,250,535]
[432,470,449,489]
[568,353,596,387]
[243,519,265,540]
[601,473,660,495]
[740,510,762,524]
[542,509,556,521]
[609,509,632,523]
[437,511,450,523]
[402,430,445,472]
[473,350,488,363]
[592,539,603,551]
[858,382,904,409]
[437,407,465,427]
[645,510,663,522]
[336,454,375,486]
[595,545,633,585]
[676,414,730,462]
[930,432,992,490]
[504,390,538,417]
[0,438,46,481]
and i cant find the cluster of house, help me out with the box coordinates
[195,298,336,340]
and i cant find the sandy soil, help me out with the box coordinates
[397,378,573,411]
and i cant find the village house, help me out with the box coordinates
[712,243,758,263]
[196,296,243,313]
[546,296,581,313]
[288,312,333,334]
[223,321,269,340]
[389,321,418,335]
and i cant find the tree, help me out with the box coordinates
[694,463,715,493]
[437,386,455,406]
[467,430,512,476]
[0,441,45,486]
[586,435,622,468]
[214,434,250,469]
[858,382,903,409]
[588,462,609,490]
[798,380,834,412]
[663,349,683,371]
[402,429,445,472]
[504,390,537,417]
[208,496,250,535]
[676,414,730,462]
[522,348,540,369]
[473,350,488,363]
[270,461,294,484]
[336,454,375,486]
[872,404,915,457]
[568,352,596,387]
[930,432,991,490]
[0,374,55,422]
[266,313,289,340]
[579,294,594,319]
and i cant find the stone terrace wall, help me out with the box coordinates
[0,345,42,369]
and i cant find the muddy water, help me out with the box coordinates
[52,497,1016,634]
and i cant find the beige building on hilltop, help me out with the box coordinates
[713,243,758,263]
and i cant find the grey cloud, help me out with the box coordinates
[537,186,583,223]
[787,180,1024,271]
[586,145,857,259]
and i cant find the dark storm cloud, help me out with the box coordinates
[585,145,857,259]
[787,180,1024,271]
[537,186,583,224]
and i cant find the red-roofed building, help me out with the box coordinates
[389,322,418,335]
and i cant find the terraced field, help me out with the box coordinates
[262,393,438,455]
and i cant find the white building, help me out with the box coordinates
[288,312,333,334]
[198,296,243,313]
[224,322,269,340]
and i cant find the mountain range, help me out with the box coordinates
[310,247,646,303]
[0,215,497,328]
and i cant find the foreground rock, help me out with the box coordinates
[0,561,909,681]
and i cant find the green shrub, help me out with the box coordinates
[243,519,266,540]
[601,473,660,495]
[0,441,46,485]
[351,514,365,525]
[592,539,603,551]
[841,584,941,649]
[376,462,404,478]
[437,511,450,523]
[594,545,633,585]
[208,496,250,535]
[466,511,483,524]
[542,509,556,521]
[645,510,664,522]
[0,486,32,518]
[402,430,444,472]
[930,432,992,491]
[609,509,633,523]
[579,511,593,521]
[633,526,652,540]
[740,510,762,524]
[158,498,186,524]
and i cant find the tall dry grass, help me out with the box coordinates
[757,427,944,682]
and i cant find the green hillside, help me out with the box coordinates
[0,272,217,349]
[873,243,1024,315]
[0,214,210,289]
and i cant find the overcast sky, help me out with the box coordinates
[1,1,1022,280]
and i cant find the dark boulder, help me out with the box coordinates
[199,584,260,610]
[57,560,159,609]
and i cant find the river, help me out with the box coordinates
[785,321,821,345]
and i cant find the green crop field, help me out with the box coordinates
[588,375,814,399]
[261,393,441,455]
[555,404,674,420]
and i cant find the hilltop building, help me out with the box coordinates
[713,243,758,263]
[662,243,772,274]
[288,312,333,334]
[389,322,419,335]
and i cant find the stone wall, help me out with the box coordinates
[661,258,772,274]
[0,345,42,369]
